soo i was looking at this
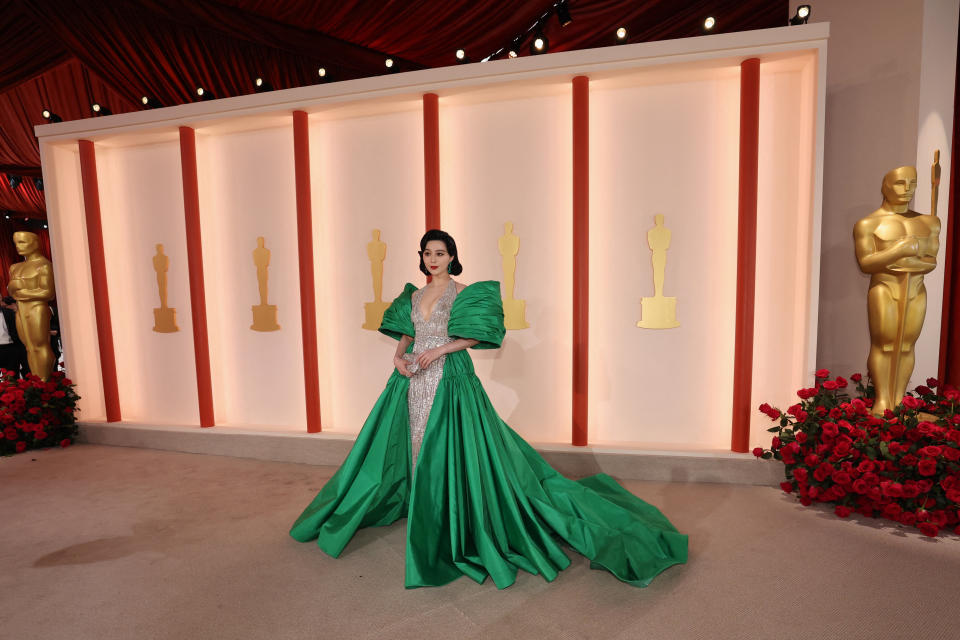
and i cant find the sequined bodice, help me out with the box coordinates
[407,279,458,467]
[411,278,457,341]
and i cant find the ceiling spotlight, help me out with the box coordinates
[616,27,628,43]
[141,96,161,108]
[508,50,518,58]
[33,177,43,191]
[254,77,273,92]
[702,16,716,32]
[318,67,327,78]
[385,58,394,69]
[41,109,62,123]
[530,29,549,55]
[455,49,470,64]
[556,1,572,27]
[790,5,811,25]
[7,175,22,189]
[43,224,48,229]
[91,103,112,116]
[196,86,213,100]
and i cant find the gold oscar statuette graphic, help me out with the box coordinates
[363,229,391,330]
[152,243,179,333]
[854,155,941,415]
[500,222,530,330]
[637,214,680,329]
[7,231,56,380]
[251,236,280,331]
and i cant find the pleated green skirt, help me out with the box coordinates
[289,349,688,588]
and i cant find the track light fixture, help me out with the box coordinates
[615,26,628,43]
[556,1,572,27]
[508,49,518,58]
[196,86,213,100]
[385,58,395,69]
[318,67,327,79]
[530,27,548,54]
[7,175,22,189]
[34,177,43,191]
[702,16,716,32]
[790,5,811,25]
[91,103,112,116]
[41,109,62,123]
[455,49,470,64]
[254,77,273,92]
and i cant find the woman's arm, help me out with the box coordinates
[415,338,478,369]
[393,335,414,377]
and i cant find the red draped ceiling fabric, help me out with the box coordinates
[0,0,787,219]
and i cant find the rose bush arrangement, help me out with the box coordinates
[0,369,80,456]
[754,369,960,537]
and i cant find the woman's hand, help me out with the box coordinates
[416,347,444,370]
[393,355,413,377]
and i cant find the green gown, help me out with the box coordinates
[290,280,687,588]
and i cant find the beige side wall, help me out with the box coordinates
[796,0,927,378]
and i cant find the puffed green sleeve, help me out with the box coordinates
[378,283,417,341]
[448,280,506,350]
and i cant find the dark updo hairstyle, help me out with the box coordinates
[418,229,463,276]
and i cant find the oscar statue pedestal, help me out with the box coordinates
[251,304,280,332]
[153,307,179,333]
[637,296,680,329]
[503,298,530,330]
[363,301,390,330]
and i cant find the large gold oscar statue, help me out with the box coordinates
[152,244,179,333]
[251,236,280,331]
[499,222,530,330]
[854,155,941,415]
[363,229,390,330]
[7,232,55,380]
[637,214,680,329]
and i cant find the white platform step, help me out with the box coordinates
[76,422,784,486]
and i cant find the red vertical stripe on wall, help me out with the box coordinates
[293,111,323,433]
[572,75,589,447]
[731,58,761,453]
[178,126,215,428]
[938,21,960,389]
[423,93,441,231]
[77,140,121,422]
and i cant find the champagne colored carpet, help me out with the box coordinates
[2,444,959,640]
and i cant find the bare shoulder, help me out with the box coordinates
[454,280,468,293]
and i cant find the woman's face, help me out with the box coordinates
[422,240,453,276]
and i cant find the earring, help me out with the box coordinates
[447,263,452,274]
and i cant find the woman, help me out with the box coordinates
[290,229,687,588]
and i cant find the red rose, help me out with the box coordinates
[792,468,809,484]
[851,373,863,382]
[771,436,782,450]
[900,454,918,467]
[918,459,938,476]
[780,482,794,493]
[834,505,852,518]
[835,376,848,388]
[815,368,830,378]
[942,447,960,462]
[926,377,939,388]
[944,389,960,402]
[59,438,71,448]
[800,495,813,506]
[883,503,902,518]
[915,385,932,396]
[795,431,808,444]
[822,380,839,391]
[821,422,839,438]
[833,471,852,485]
[881,481,904,498]
[15,441,26,453]
[752,447,764,458]
[852,479,869,494]
[857,460,875,474]
[919,446,942,458]
[918,522,939,537]
[901,396,922,410]
[34,430,47,440]
[900,512,918,526]
[804,453,820,467]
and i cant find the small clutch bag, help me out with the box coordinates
[401,352,420,374]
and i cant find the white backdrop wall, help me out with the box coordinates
[196,125,305,428]
[311,108,426,434]
[36,26,827,450]
[440,88,574,443]
[96,141,200,424]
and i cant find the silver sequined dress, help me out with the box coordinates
[408,278,458,466]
